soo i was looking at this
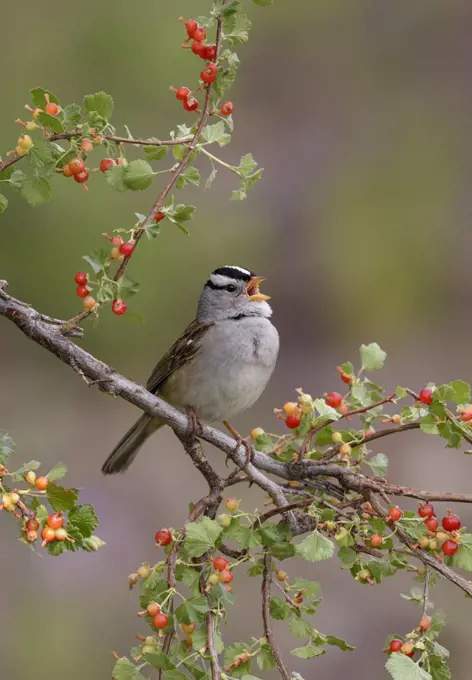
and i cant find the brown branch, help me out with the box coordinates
[205,611,221,680]
[262,553,291,680]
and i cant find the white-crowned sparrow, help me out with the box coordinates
[102,265,279,474]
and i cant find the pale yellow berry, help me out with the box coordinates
[10,492,20,504]
[251,427,264,440]
[25,121,39,131]
[332,431,343,444]
[18,134,33,150]
[15,145,28,157]
[340,443,352,456]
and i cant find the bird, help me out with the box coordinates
[102,265,279,474]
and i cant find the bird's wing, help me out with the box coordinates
[145,319,213,394]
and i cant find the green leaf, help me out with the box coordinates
[447,380,470,405]
[0,194,8,213]
[337,547,357,567]
[123,160,154,191]
[367,452,388,476]
[67,504,98,538]
[37,111,64,133]
[162,671,187,680]
[105,163,127,192]
[0,432,15,465]
[224,643,251,678]
[83,248,110,273]
[396,385,408,399]
[9,169,27,188]
[240,676,263,680]
[62,104,82,125]
[163,203,195,233]
[429,655,451,680]
[20,176,51,206]
[385,654,431,680]
[252,0,274,5]
[176,166,200,189]
[452,533,472,571]
[184,516,222,557]
[224,518,262,548]
[112,657,146,680]
[291,578,321,599]
[288,617,313,639]
[27,137,56,170]
[142,650,175,671]
[258,522,292,546]
[420,414,439,435]
[84,92,114,121]
[8,460,41,482]
[271,542,296,560]
[313,398,340,420]
[175,596,209,624]
[202,122,230,146]
[256,644,275,670]
[46,539,67,556]
[238,153,257,176]
[360,342,387,371]
[82,535,106,551]
[46,482,78,512]
[296,531,334,562]
[223,13,252,44]
[30,87,60,108]
[325,635,355,651]
[46,461,67,481]
[291,644,325,659]
[144,143,168,161]
[175,564,201,596]
[269,596,293,620]
[118,276,140,299]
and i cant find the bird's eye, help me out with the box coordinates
[225,284,237,293]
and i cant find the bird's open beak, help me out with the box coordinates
[246,276,270,302]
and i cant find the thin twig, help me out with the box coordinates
[422,566,431,618]
[262,553,291,680]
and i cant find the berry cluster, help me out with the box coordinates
[62,157,89,185]
[386,616,432,660]
[417,504,462,557]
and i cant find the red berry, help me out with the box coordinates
[76,285,90,298]
[389,639,403,653]
[154,212,165,222]
[419,388,433,405]
[220,101,233,116]
[47,513,63,530]
[83,296,97,310]
[401,643,415,658]
[212,556,229,572]
[153,612,169,629]
[119,241,135,257]
[35,476,49,491]
[337,366,352,384]
[147,602,160,617]
[205,44,217,61]
[74,271,88,286]
[419,617,431,631]
[324,392,342,408]
[442,513,461,531]
[186,19,198,38]
[111,235,123,246]
[418,503,435,519]
[460,406,472,422]
[176,86,191,101]
[370,533,383,548]
[193,27,206,42]
[41,526,56,543]
[442,539,458,556]
[68,158,85,175]
[112,299,127,316]
[45,102,59,116]
[26,518,40,532]
[100,158,114,173]
[285,414,301,429]
[219,569,233,583]
[425,516,439,532]
[191,40,207,58]
[183,97,199,112]
[387,506,402,522]
[201,68,217,84]
[26,530,38,543]
[74,169,89,184]
[155,528,172,546]
[81,139,94,153]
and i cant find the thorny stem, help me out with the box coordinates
[262,553,291,680]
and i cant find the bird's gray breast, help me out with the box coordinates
[161,317,279,422]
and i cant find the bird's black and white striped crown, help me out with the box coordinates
[206,266,255,290]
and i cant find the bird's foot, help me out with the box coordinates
[186,406,203,439]
[223,420,254,469]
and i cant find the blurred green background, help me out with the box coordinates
[2,0,472,678]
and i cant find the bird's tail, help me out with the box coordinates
[102,414,163,474]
